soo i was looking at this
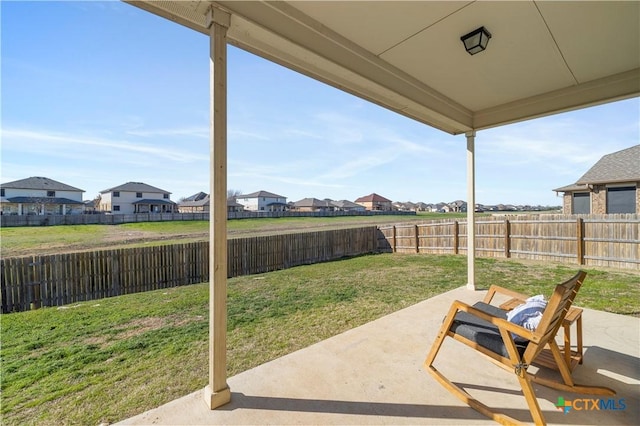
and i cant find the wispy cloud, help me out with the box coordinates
[2,128,206,163]
[282,128,324,140]
[126,126,209,139]
[229,129,272,141]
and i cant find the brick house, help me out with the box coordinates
[553,145,639,214]
[354,193,393,211]
[177,192,245,213]
[332,200,366,212]
[292,198,335,212]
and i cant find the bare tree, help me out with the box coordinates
[227,189,242,200]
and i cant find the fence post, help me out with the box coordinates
[504,219,511,258]
[392,226,397,253]
[453,221,459,254]
[576,218,585,265]
[28,258,41,310]
[414,224,419,253]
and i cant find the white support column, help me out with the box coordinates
[466,131,476,290]
[204,5,231,410]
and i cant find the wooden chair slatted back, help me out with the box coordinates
[523,271,585,362]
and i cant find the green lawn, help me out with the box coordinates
[1,254,638,425]
[0,214,465,257]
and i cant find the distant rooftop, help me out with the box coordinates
[1,176,84,192]
[100,182,171,194]
[355,193,392,203]
[238,190,286,199]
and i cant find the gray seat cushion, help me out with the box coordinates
[450,301,528,358]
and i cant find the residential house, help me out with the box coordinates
[227,199,245,213]
[292,198,335,212]
[354,193,393,211]
[331,199,366,212]
[450,200,467,212]
[236,190,287,212]
[0,176,84,215]
[415,202,429,212]
[553,145,640,214]
[177,192,245,213]
[99,182,176,214]
[178,192,209,213]
[84,199,99,213]
[393,201,417,211]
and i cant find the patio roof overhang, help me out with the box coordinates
[122,0,640,412]
[125,0,639,135]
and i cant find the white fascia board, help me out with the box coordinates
[473,68,640,131]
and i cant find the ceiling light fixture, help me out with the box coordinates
[461,26,492,55]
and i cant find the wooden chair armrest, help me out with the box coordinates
[483,284,531,305]
[450,300,537,342]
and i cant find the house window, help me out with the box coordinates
[163,193,169,199]
[47,191,55,197]
[136,192,143,198]
[113,205,120,211]
[572,192,590,214]
[0,189,4,197]
[113,191,120,197]
[607,186,636,214]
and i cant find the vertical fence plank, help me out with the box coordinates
[504,219,511,258]
[577,218,585,265]
[392,226,397,253]
[113,250,121,297]
[453,221,459,254]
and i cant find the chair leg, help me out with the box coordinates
[498,328,547,425]
[424,305,458,369]
[425,312,525,425]
[427,366,523,426]
[516,373,546,425]
[550,339,574,386]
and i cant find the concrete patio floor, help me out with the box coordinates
[118,286,639,425]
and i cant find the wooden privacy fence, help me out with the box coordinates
[378,214,639,270]
[1,227,378,313]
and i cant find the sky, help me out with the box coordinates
[1,1,639,207]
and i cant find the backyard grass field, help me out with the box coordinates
[1,254,638,425]
[0,213,468,258]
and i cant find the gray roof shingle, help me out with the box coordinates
[237,190,286,199]
[331,200,363,209]
[294,198,332,208]
[576,145,640,184]
[100,182,171,194]
[1,176,84,192]
[5,196,83,205]
[552,183,588,192]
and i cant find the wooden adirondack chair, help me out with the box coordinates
[424,271,615,425]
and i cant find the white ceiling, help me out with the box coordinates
[125,0,640,135]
